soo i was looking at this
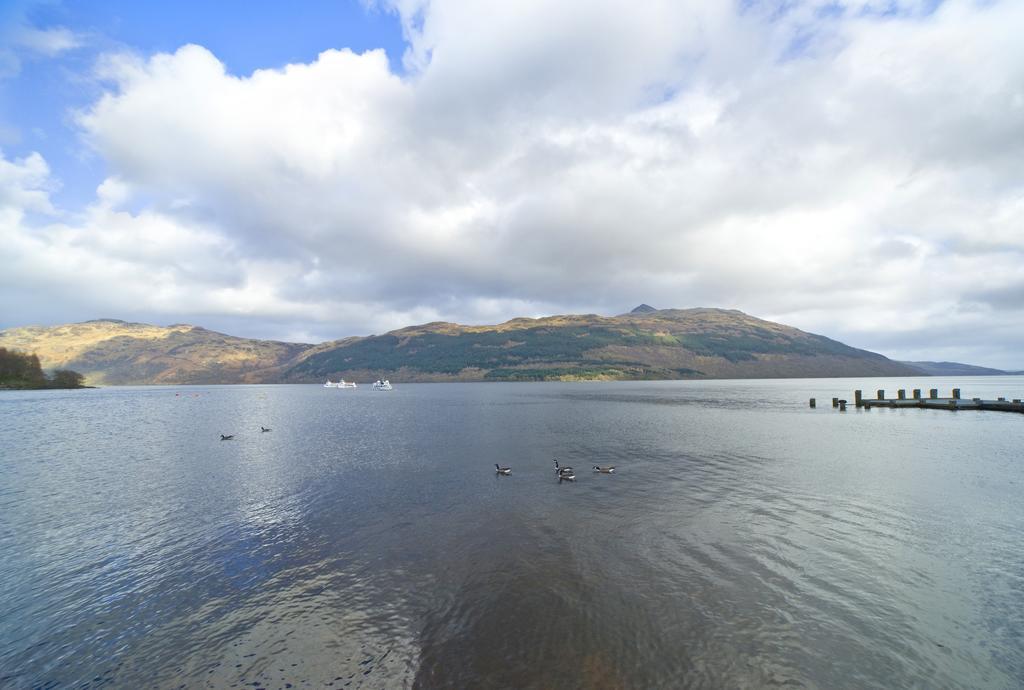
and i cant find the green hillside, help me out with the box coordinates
[284,307,918,382]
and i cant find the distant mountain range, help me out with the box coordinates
[898,361,1017,376]
[0,307,1011,386]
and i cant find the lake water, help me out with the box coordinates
[1,377,1023,689]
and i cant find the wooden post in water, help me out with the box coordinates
[952,388,961,400]
[838,400,847,411]
[854,390,863,408]
[929,389,938,399]
[898,389,906,400]
[877,389,885,400]
[832,397,839,408]
[809,398,816,408]
[913,389,921,400]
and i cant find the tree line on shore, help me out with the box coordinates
[0,347,86,389]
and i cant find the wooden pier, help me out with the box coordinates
[811,388,1023,414]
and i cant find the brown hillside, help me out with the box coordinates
[0,320,309,385]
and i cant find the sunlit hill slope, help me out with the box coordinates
[0,320,309,385]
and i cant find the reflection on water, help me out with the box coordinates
[1,377,1023,688]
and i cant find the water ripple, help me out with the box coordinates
[1,379,1023,688]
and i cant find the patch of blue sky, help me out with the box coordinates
[742,0,945,22]
[2,48,107,210]
[780,29,818,61]
[737,0,802,22]
[25,0,408,77]
[855,0,945,19]
[814,2,846,20]
[643,83,681,107]
[778,0,945,63]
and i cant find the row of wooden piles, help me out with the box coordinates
[809,388,1023,414]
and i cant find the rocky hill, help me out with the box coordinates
[0,308,922,385]
[0,319,308,385]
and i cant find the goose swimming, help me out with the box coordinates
[593,465,616,473]
[260,426,271,433]
[495,464,512,475]
[220,434,234,441]
[553,459,576,481]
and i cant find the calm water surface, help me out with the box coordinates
[1,377,1023,688]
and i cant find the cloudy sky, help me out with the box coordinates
[1,0,1021,367]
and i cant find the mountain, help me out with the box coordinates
[0,319,309,385]
[0,308,923,385]
[283,307,919,382]
[901,361,1010,376]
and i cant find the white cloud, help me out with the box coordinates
[0,24,83,80]
[0,149,55,214]
[95,176,131,209]
[14,26,82,56]
[2,0,1023,366]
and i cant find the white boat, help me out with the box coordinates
[372,379,393,390]
[324,379,357,388]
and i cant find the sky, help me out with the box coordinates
[0,0,1021,368]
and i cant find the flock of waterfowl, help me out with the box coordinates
[496,459,616,481]
[219,427,271,441]
[219,433,614,481]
